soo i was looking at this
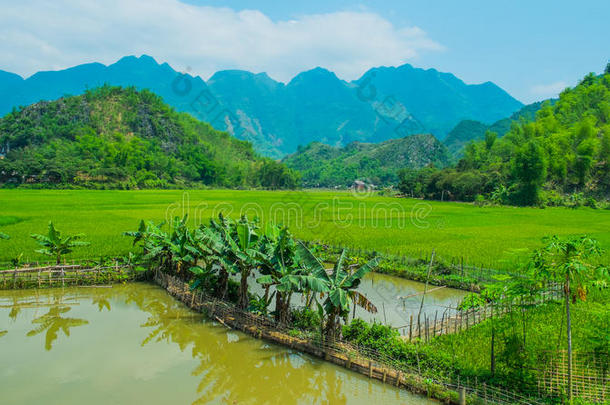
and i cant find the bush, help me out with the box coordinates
[291,307,321,332]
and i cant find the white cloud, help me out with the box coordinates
[530,81,568,98]
[0,0,443,81]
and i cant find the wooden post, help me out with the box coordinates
[483,382,487,404]
[346,355,351,369]
[395,371,401,387]
[409,315,413,341]
[13,267,17,289]
[37,269,41,288]
[459,387,466,405]
[368,360,373,378]
[382,369,387,383]
[433,310,438,337]
[425,315,429,342]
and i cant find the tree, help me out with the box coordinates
[512,140,547,205]
[297,244,378,342]
[531,236,609,402]
[192,214,237,300]
[31,222,90,264]
[605,62,610,75]
[257,224,328,325]
[222,216,261,310]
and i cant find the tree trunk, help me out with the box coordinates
[238,269,249,309]
[275,292,291,325]
[325,308,341,343]
[217,267,229,300]
[565,275,573,403]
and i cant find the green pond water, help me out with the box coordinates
[0,283,437,405]
[247,272,468,330]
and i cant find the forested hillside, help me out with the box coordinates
[443,101,551,157]
[398,69,610,206]
[0,86,299,189]
[283,134,449,187]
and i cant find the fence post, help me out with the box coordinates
[368,360,373,378]
[409,315,413,341]
[459,387,466,405]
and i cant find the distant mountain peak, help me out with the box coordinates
[0,55,523,157]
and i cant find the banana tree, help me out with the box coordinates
[257,224,325,324]
[297,243,378,342]
[191,215,238,299]
[31,222,90,265]
[124,219,171,271]
[167,216,201,276]
[222,216,261,309]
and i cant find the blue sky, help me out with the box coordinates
[186,0,609,103]
[1,0,608,103]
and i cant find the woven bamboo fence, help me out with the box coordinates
[398,284,563,342]
[0,262,139,289]
[535,350,609,403]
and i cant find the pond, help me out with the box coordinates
[247,271,468,330]
[0,283,437,404]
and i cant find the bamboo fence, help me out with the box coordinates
[0,262,140,289]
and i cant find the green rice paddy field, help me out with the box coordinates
[1,189,609,269]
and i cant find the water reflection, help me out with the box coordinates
[26,306,89,350]
[0,284,435,405]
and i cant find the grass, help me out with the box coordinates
[0,189,609,268]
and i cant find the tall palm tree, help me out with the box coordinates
[297,243,378,341]
[31,222,90,265]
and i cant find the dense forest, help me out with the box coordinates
[283,134,449,187]
[0,86,299,189]
[398,67,610,206]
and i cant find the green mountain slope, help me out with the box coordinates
[0,86,298,189]
[0,55,523,157]
[443,101,553,157]
[282,134,449,187]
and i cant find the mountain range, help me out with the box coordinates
[0,55,523,158]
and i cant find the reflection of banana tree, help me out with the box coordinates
[0,330,7,338]
[92,297,111,312]
[9,298,22,321]
[135,287,349,404]
[26,306,89,350]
